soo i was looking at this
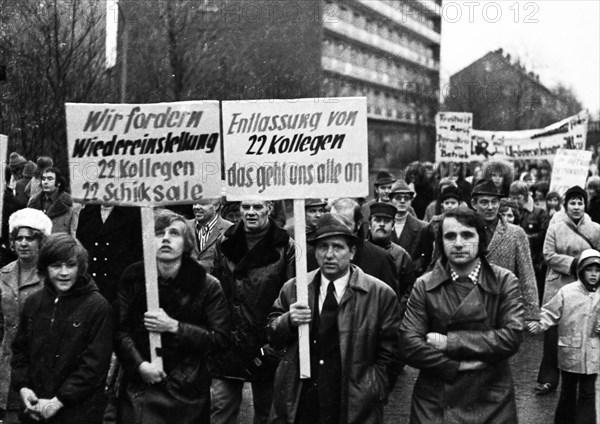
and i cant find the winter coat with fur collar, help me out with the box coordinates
[210,220,295,381]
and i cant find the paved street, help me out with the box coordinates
[238,332,600,423]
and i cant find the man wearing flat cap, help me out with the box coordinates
[360,171,396,218]
[286,199,327,239]
[267,213,400,424]
[389,180,432,277]
[470,179,540,323]
[368,202,416,318]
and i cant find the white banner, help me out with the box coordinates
[222,97,369,200]
[470,111,589,161]
[66,101,222,206]
[435,112,472,162]
[549,149,593,197]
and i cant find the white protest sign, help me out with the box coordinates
[435,112,472,162]
[0,135,7,238]
[470,111,589,161]
[65,101,222,206]
[222,97,369,379]
[66,101,221,369]
[222,97,369,200]
[549,149,593,197]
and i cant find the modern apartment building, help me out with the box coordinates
[320,0,441,169]
[124,0,442,171]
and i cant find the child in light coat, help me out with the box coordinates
[528,248,600,424]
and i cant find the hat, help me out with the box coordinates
[22,161,36,178]
[374,171,396,186]
[8,153,26,169]
[9,208,53,236]
[440,186,462,203]
[307,213,358,244]
[471,179,501,198]
[577,249,600,276]
[305,198,327,208]
[564,185,587,207]
[36,156,54,169]
[500,198,519,210]
[390,179,414,196]
[546,191,561,201]
[370,202,397,220]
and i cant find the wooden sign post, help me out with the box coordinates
[222,97,369,378]
[140,206,162,366]
[66,101,222,370]
[293,198,310,378]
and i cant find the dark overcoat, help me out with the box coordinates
[11,275,113,424]
[267,265,400,424]
[115,257,230,424]
[76,205,143,303]
[210,220,295,381]
[400,260,524,424]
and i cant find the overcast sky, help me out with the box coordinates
[440,0,600,115]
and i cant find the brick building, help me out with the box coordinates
[444,49,571,131]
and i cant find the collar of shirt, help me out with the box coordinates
[197,214,218,234]
[44,189,59,203]
[523,195,534,213]
[449,259,481,285]
[318,270,351,312]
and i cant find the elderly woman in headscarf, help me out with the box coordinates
[481,159,514,197]
[0,208,52,423]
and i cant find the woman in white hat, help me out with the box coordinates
[0,208,52,423]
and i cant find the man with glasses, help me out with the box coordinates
[470,179,540,323]
[389,180,432,276]
[210,200,295,424]
[187,198,232,273]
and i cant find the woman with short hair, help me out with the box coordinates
[10,233,113,424]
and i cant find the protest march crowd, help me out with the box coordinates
[2,152,600,424]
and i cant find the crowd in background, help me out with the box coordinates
[1,151,600,424]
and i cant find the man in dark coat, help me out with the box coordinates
[268,213,400,424]
[76,205,143,304]
[400,206,524,423]
[115,210,230,424]
[186,198,232,273]
[509,181,548,302]
[306,198,399,297]
[211,200,295,424]
[389,180,432,277]
[367,202,416,318]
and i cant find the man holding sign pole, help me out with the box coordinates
[114,210,230,424]
[267,213,400,423]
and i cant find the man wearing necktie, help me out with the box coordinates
[268,213,400,424]
[186,198,232,273]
